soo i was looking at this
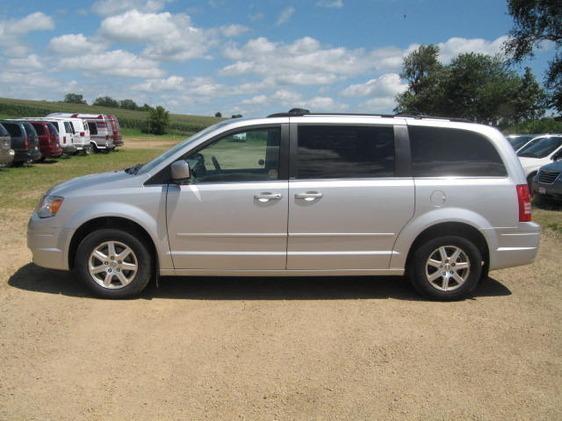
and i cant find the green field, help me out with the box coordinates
[0,97,221,136]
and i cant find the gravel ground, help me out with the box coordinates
[1,209,561,420]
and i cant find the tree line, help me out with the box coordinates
[63,93,155,112]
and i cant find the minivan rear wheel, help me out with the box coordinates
[74,229,152,298]
[409,235,482,300]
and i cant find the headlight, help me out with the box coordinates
[36,195,64,218]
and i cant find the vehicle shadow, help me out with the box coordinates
[8,263,512,301]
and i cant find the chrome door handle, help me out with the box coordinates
[254,192,282,203]
[295,191,323,202]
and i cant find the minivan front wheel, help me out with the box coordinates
[74,229,152,298]
[409,236,482,300]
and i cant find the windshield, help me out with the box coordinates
[517,136,562,158]
[508,135,534,150]
[137,120,232,175]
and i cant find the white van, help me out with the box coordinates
[47,114,92,154]
[23,117,77,154]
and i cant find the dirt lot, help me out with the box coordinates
[1,143,561,420]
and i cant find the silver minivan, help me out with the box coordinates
[27,110,540,300]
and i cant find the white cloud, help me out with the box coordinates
[48,33,106,55]
[91,0,168,16]
[276,6,295,26]
[219,24,249,37]
[341,73,407,113]
[7,54,42,69]
[221,36,401,86]
[360,96,397,113]
[316,0,344,8]
[341,73,407,97]
[60,49,164,78]
[0,12,54,56]
[242,95,268,105]
[100,10,217,61]
[436,36,508,63]
[132,75,186,92]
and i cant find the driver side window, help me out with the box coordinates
[185,126,281,183]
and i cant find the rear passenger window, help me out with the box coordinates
[88,122,98,134]
[33,124,46,136]
[409,126,506,177]
[296,125,395,179]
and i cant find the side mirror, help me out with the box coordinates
[552,151,562,161]
[171,160,190,184]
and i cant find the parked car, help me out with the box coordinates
[1,120,41,165]
[517,134,562,185]
[0,123,15,167]
[28,110,540,300]
[26,118,76,154]
[46,114,92,154]
[107,114,124,148]
[505,134,539,151]
[532,160,562,202]
[58,114,114,152]
[28,121,63,160]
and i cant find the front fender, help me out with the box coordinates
[62,201,173,271]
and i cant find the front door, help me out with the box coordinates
[287,123,414,270]
[166,125,289,270]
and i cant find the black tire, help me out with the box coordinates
[73,229,153,299]
[409,235,483,301]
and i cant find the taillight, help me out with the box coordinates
[80,131,85,136]
[23,136,29,149]
[516,184,532,222]
[63,136,66,144]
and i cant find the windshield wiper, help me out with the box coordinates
[124,163,144,174]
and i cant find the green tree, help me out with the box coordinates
[504,0,562,113]
[119,99,138,110]
[214,112,222,118]
[146,106,169,135]
[139,103,153,112]
[93,96,119,108]
[63,93,87,104]
[395,45,446,115]
[395,46,547,127]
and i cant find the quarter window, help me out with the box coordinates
[296,125,395,179]
[185,127,281,183]
[409,126,506,177]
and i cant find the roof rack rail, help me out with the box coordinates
[267,109,473,123]
[268,108,311,117]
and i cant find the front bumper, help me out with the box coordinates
[532,177,562,200]
[0,149,14,165]
[27,213,71,271]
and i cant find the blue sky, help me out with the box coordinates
[0,0,556,117]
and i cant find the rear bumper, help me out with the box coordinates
[40,145,63,158]
[62,144,77,154]
[14,147,40,163]
[27,213,70,271]
[485,222,541,270]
